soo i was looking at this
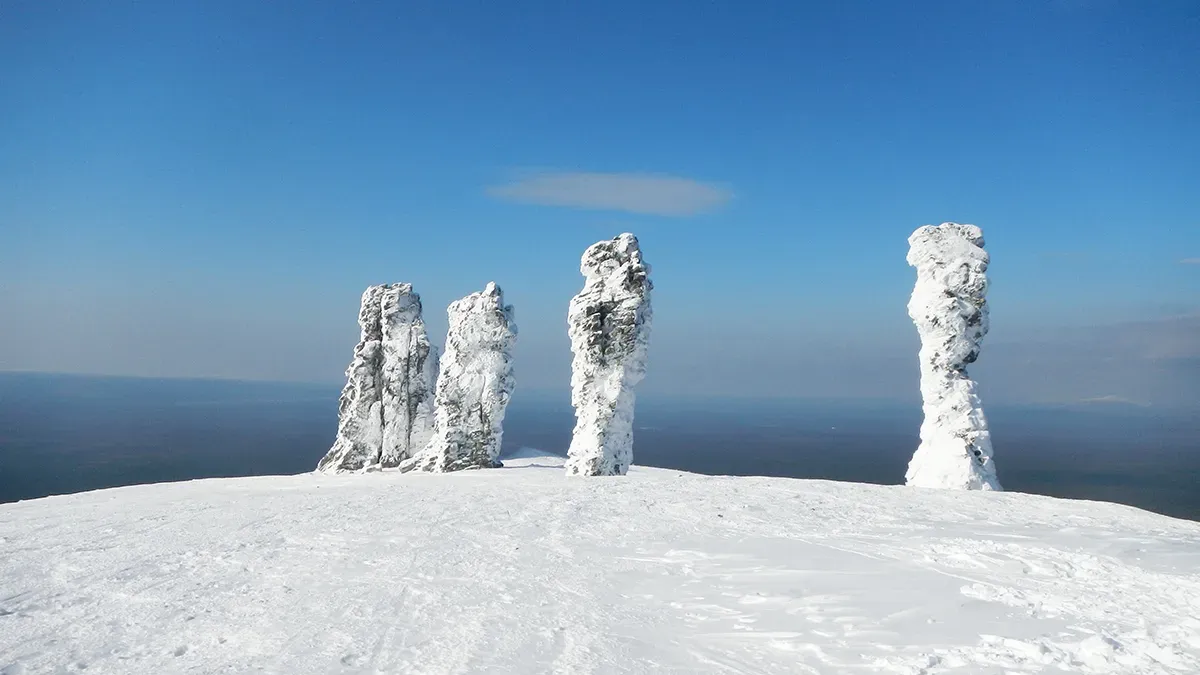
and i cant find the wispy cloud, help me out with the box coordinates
[1078,395,1151,407]
[1180,258,1200,265]
[487,171,732,217]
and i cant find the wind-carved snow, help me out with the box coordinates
[905,223,1001,491]
[564,233,653,477]
[317,284,437,473]
[404,282,517,473]
[3,456,1198,674]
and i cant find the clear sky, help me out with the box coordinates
[2,1,1198,407]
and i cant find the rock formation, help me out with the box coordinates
[378,285,440,468]
[564,233,653,477]
[905,223,1001,490]
[317,286,386,473]
[317,283,437,473]
[404,282,517,473]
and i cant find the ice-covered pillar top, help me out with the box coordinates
[906,223,990,371]
[379,283,423,335]
[358,285,386,343]
[564,233,653,477]
[905,222,1000,491]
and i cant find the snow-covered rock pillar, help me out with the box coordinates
[905,223,1001,491]
[378,284,439,468]
[318,286,386,473]
[564,233,653,477]
[317,283,438,473]
[405,282,517,473]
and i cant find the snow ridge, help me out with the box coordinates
[317,283,437,473]
[404,282,517,473]
[564,233,653,477]
[905,223,1001,490]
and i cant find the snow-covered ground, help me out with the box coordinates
[2,451,1198,674]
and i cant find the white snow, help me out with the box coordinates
[3,454,1199,674]
[405,282,517,473]
[565,233,653,477]
[906,223,1001,491]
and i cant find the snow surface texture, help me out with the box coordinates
[3,454,1199,674]
[564,233,653,477]
[906,223,1001,491]
[317,284,437,473]
[404,282,517,473]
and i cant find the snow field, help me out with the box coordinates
[2,453,1198,674]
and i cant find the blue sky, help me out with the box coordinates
[2,1,1198,406]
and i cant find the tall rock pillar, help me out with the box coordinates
[905,223,1001,491]
[564,233,653,477]
[318,286,386,473]
[405,282,518,473]
[317,283,437,473]
[379,284,439,468]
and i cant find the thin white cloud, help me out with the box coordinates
[487,171,732,217]
[1180,258,1200,265]
[1079,395,1151,407]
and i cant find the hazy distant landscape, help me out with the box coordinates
[3,372,1196,521]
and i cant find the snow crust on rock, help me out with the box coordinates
[317,283,437,473]
[4,458,1199,674]
[906,223,1001,490]
[404,282,517,473]
[564,233,653,477]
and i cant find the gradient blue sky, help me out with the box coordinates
[2,1,1198,406]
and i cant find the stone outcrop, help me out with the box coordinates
[905,223,1001,490]
[317,284,437,473]
[564,233,653,477]
[378,285,440,468]
[404,282,517,473]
